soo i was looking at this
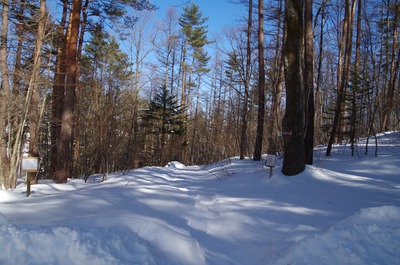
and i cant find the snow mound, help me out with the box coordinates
[0,224,156,265]
[0,190,25,203]
[272,206,400,265]
[165,161,186,169]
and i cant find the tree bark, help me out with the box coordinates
[304,0,314,165]
[240,0,252,160]
[0,0,11,188]
[253,0,266,161]
[282,0,305,175]
[54,0,82,183]
[51,0,68,178]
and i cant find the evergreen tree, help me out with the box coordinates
[178,3,210,163]
[143,86,186,165]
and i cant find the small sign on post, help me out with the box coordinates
[22,157,38,172]
[265,154,276,178]
[22,157,38,197]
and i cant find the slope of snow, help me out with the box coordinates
[0,132,399,264]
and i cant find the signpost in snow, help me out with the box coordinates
[22,157,38,197]
[265,154,276,178]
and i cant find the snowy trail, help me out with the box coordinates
[1,132,400,264]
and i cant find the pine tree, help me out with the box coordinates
[143,86,186,166]
[178,3,210,163]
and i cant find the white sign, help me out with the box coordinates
[21,157,38,172]
[266,154,276,167]
[278,131,292,137]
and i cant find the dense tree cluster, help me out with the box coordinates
[0,0,399,188]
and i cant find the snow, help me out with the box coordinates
[1,132,400,265]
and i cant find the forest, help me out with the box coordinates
[0,0,399,188]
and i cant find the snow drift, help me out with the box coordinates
[0,132,399,264]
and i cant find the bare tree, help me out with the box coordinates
[27,0,47,189]
[381,1,399,132]
[0,0,47,189]
[326,0,357,156]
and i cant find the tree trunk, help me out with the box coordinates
[326,0,356,156]
[350,0,362,156]
[304,0,314,165]
[54,0,82,183]
[51,0,68,178]
[0,0,11,188]
[240,0,252,160]
[315,0,326,145]
[253,0,266,161]
[381,2,399,132]
[267,0,284,156]
[282,0,305,176]
[28,0,47,185]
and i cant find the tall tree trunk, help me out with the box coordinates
[350,0,362,156]
[268,0,284,155]
[240,0,252,160]
[54,0,82,183]
[28,0,47,186]
[10,0,25,148]
[315,0,327,145]
[51,0,68,178]
[180,38,188,164]
[282,0,305,175]
[253,0,266,161]
[0,0,11,188]
[12,0,24,95]
[73,0,89,172]
[326,0,356,156]
[304,0,315,165]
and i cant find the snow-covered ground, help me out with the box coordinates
[1,132,399,265]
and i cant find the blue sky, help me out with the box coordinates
[154,0,246,35]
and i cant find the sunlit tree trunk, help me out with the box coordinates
[55,0,82,183]
[51,0,68,178]
[0,0,12,188]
